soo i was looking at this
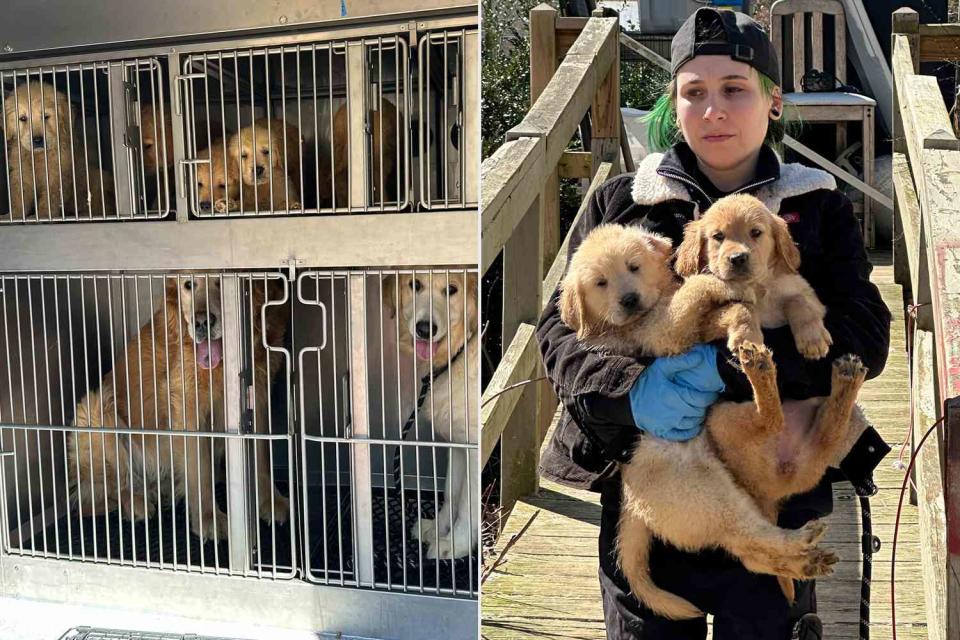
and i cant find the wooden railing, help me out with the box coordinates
[481,5,620,515]
[892,8,959,639]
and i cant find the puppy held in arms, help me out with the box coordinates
[386,271,478,560]
[559,195,870,619]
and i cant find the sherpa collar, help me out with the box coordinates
[630,144,837,219]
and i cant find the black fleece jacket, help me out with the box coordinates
[535,144,892,516]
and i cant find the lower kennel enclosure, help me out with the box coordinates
[0,21,478,223]
[0,268,478,595]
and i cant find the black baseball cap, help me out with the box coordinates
[671,8,781,86]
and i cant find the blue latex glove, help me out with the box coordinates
[628,343,725,441]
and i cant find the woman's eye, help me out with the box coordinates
[724,86,744,95]
[446,284,458,296]
[750,228,763,239]
[712,232,725,242]
[597,279,608,288]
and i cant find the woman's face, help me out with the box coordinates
[675,56,781,174]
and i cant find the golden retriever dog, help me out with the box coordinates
[68,275,290,542]
[229,118,301,213]
[194,141,240,214]
[3,81,114,220]
[139,103,174,178]
[325,100,399,207]
[675,194,833,360]
[385,271,478,559]
[560,219,865,619]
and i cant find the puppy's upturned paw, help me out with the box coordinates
[802,548,838,578]
[833,354,868,385]
[738,341,773,372]
[794,322,832,360]
[798,519,828,549]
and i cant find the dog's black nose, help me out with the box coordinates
[255,165,265,178]
[32,135,44,148]
[199,200,212,211]
[729,252,749,268]
[194,319,208,342]
[415,320,437,340]
[619,292,639,311]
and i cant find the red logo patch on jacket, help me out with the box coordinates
[781,212,800,224]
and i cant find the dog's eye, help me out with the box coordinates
[261,148,270,155]
[18,114,27,123]
[183,280,193,291]
[711,231,725,242]
[143,142,153,150]
[628,264,639,273]
[410,279,422,292]
[750,228,763,239]
[241,152,248,160]
[218,182,225,189]
[596,279,607,288]
[446,284,459,296]
[43,113,50,121]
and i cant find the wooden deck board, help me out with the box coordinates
[482,259,927,639]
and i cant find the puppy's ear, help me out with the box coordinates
[382,274,398,319]
[771,215,801,274]
[559,275,598,339]
[674,220,704,276]
[644,232,674,262]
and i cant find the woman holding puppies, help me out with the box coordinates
[536,8,891,640]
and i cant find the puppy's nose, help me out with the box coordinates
[32,135,44,148]
[255,165,265,178]
[729,252,750,268]
[415,320,437,340]
[194,319,208,342]
[619,292,639,311]
[199,200,212,212]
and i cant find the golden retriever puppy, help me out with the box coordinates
[229,118,301,213]
[68,276,290,542]
[675,193,832,360]
[3,81,115,220]
[139,103,174,177]
[194,141,240,214]
[385,271,478,559]
[324,100,399,207]
[560,222,848,620]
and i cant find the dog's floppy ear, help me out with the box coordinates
[643,232,674,262]
[382,273,398,319]
[674,220,704,276]
[771,215,801,274]
[559,274,599,339]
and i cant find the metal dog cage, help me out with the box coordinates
[0,24,477,223]
[0,2,479,639]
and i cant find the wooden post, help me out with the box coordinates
[529,3,560,451]
[946,398,960,638]
[590,9,621,174]
[893,8,920,157]
[500,196,542,515]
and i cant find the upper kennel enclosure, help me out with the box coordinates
[0,2,479,640]
[0,0,478,223]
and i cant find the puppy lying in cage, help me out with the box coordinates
[68,274,290,543]
[559,195,872,619]
[2,81,115,220]
[385,271,478,560]
[228,118,302,213]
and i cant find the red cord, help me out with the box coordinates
[890,415,945,640]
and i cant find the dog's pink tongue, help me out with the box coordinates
[197,338,223,370]
[415,339,440,361]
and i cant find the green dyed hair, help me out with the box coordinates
[643,71,795,152]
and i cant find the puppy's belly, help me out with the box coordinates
[774,398,823,468]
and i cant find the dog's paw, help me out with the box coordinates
[794,323,832,360]
[738,341,773,372]
[121,493,156,522]
[192,508,229,543]
[214,197,236,214]
[412,517,442,544]
[801,548,838,578]
[833,354,868,386]
[797,519,828,549]
[260,492,289,525]
[427,532,476,560]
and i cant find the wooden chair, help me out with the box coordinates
[770,0,875,246]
